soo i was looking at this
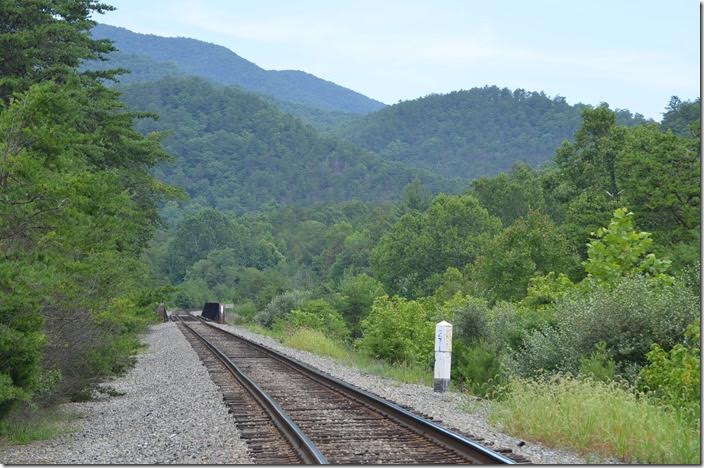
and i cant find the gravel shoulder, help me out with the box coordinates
[212,322,592,464]
[0,322,251,465]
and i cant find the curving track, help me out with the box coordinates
[174,312,516,464]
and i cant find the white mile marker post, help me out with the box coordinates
[433,320,452,393]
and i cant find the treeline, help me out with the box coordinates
[154,100,700,462]
[0,1,173,424]
[332,86,651,180]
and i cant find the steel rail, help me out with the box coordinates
[176,315,328,464]
[197,316,516,464]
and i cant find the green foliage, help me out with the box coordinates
[471,163,546,225]
[119,76,453,214]
[578,342,616,382]
[584,208,672,285]
[0,0,116,103]
[334,273,386,337]
[452,340,504,398]
[372,193,500,297]
[472,211,579,303]
[232,302,257,322]
[359,295,434,365]
[171,279,211,309]
[508,275,699,379]
[0,8,173,414]
[639,319,700,421]
[277,299,350,340]
[439,294,489,345]
[334,86,649,181]
[660,96,701,137]
[521,272,575,308]
[255,290,310,328]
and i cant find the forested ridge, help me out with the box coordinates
[118,76,458,214]
[332,87,651,180]
[89,23,386,114]
[2,1,701,463]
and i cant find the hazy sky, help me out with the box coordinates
[99,0,699,120]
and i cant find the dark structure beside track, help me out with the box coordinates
[201,302,225,324]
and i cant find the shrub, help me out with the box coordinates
[254,290,310,327]
[359,295,434,365]
[232,302,257,322]
[439,294,489,345]
[335,273,385,337]
[277,299,350,340]
[639,319,700,421]
[507,275,699,379]
[452,340,504,398]
[490,375,700,464]
[583,207,672,285]
[578,342,616,382]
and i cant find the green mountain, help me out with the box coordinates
[91,24,385,115]
[332,86,650,180]
[119,76,457,213]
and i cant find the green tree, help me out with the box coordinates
[372,194,501,297]
[584,208,671,285]
[359,295,434,365]
[471,163,546,226]
[472,211,579,303]
[165,209,239,282]
[0,0,116,103]
[0,1,173,412]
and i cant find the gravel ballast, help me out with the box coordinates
[212,322,591,464]
[0,322,251,464]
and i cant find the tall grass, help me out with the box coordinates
[0,406,75,445]
[282,328,349,360]
[244,324,432,386]
[489,375,700,464]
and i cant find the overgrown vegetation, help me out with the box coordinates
[2,1,699,462]
[0,0,173,425]
[174,101,699,463]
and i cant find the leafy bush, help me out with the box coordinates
[276,299,350,340]
[639,319,700,421]
[254,290,310,327]
[335,273,385,337]
[439,294,489,345]
[521,272,575,308]
[507,275,699,379]
[452,340,504,398]
[233,302,257,322]
[584,208,672,285]
[487,301,554,354]
[578,342,616,382]
[359,295,434,365]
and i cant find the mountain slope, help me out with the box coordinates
[333,86,650,180]
[119,77,456,213]
[92,24,385,114]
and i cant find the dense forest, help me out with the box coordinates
[118,76,457,214]
[2,2,700,463]
[0,1,174,423]
[332,87,651,180]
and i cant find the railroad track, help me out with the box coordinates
[173,312,518,464]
